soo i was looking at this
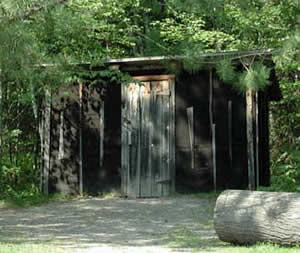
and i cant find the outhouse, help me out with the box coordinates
[41,50,281,197]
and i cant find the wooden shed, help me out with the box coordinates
[41,50,281,197]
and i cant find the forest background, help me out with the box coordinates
[0,0,299,201]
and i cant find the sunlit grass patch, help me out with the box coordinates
[0,193,74,209]
[98,188,122,199]
[0,243,72,253]
[166,226,300,253]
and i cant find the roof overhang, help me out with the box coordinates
[38,49,275,69]
[106,49,273,65]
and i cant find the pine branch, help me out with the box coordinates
[7,0,70,23]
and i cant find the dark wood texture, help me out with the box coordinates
[175,72,212,192]
[48,85,80,194]
[215,190,300,245]
[42,62,275,195]
[175,71,250,192]
[82,84,104,193]
[258,91,270,186]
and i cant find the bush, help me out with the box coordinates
[269,147,300,192]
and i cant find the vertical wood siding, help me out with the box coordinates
[121,75,175,197]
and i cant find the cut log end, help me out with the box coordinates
[214,190,300,246]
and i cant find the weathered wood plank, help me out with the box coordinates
[99,103,104,167]
[228,101,232,171]
[187,107,194,170]
[151,82,160,197]
[121,76,175,198]
[121,84,128,196]
[136,86,142,197]
[170,77,176,193]
[212,124,217,193]
[40,99,45,193]
[58,103,64,160]
[133,75,175,81]
[246,88,255,190]
[79,83,83,195]
[255,92,259,187]
[140,82,151,197]
[149,83,154,196]
[127,83,140,197]
[209,69,214,128]
[162,89,168,196]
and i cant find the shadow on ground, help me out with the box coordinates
[0,197,224,252]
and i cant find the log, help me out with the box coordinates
[214,190,300,245]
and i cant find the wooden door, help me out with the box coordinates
[121,75,175,198]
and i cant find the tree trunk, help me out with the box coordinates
[246,88,255,190]
[29,83,44,192]
[214,190,300,245]
[43,89,51,194]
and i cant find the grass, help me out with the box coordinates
[0,243,72,253]
[166,227,300,253]
[169,191,221,199]
[0,193,76,209]
[0,188,122,209]
[97,188,122,199]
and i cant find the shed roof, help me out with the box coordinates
[106,49,281,101]
[106,49,274,66]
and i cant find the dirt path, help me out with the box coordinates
[0,197,220,252]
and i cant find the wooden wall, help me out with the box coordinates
[43,83,121,195]
[175,70,249,192]
[48,85,80,194]
[41,68,271,195]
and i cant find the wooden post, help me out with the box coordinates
[137,87,142,197]
[209,69,214,128]
[246,88,255,190]
[79,83,83,195]
[58,104,64,160]
[228,101,233,171]
[212,124,217,193]
[255,92,259,188]
[187,107,194,169]
[99,103,104,167]
[209,69,217,191]
[169,77,176,193]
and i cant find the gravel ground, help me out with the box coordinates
[0,197,219,253]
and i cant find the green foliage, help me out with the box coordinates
[0,152,39,200]
[274,30,300,74]
[238,63,271,91]
[258,147,300,193]
[217,59,271,93]
[267,75,300,192]
[216,59,237,83]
